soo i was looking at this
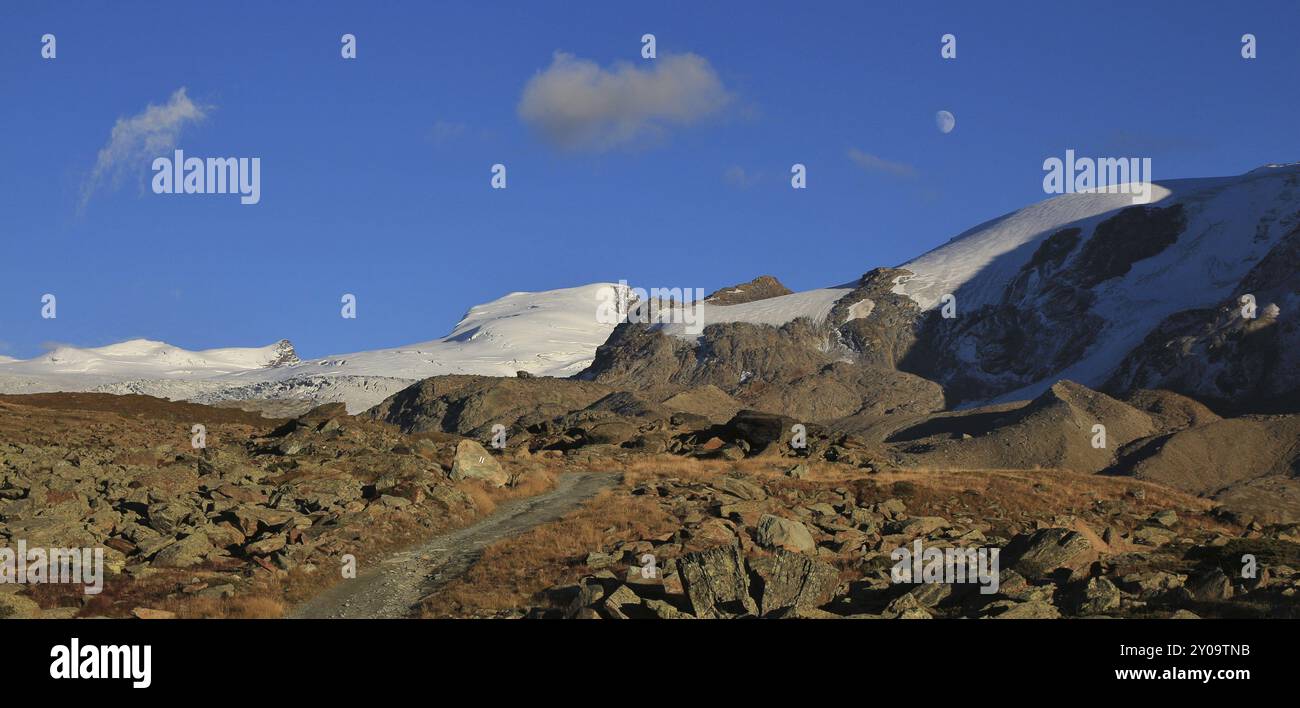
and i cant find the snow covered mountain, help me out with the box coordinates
[0,339,299,392]
[588,163,1300,414]
[3,164,1295,416]
[0,283,626,412]
[896,162,1299,404]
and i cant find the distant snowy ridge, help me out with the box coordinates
[0,283,627,413]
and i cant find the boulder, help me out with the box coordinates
[1006,528,1092,578]
[449,440,508,488]
[145,502,197,535]
[675,544,758,618]
[151,532,213,568]
[726,410,797,450]
[712,477,766,501]
[245,533,288,556]
[882,592,933,619]
[601,585,647,619]
[749,550,840,615]
[1077,576,1121,615]
[582,420,641,446]
[564,576,608,619]
[755,514,816,553]
[643,598,694,619]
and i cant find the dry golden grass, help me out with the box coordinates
[506,466,559,497]
[420,489,677,617]
[167,594,286,619]
[457,481,499,515]
[453,464,560,517]
[617,455,806,486]
[620,455,1217,520]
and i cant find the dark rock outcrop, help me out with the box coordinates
[704,275,793,305]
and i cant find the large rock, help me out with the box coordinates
[711,477,767,501]
[151,532,213,568]
[449,440,508,488]
[755,514,816,554]
[0,593,41,619]
[727,410,798,450]
[1077,576,1121,615]
[675,544,758,618]
[983,599,1062,619]
[1005,527,1092,578]
[749,550,840,615]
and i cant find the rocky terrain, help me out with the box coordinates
[0,392,563,619]
[420,458,1300,620]
[2,165,1297,620]
[2,365,1296,620]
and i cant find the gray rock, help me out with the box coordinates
[749,550,839,615]
[1151,510,1179,527]
[564,576,608,619]
[983,599,1061,619]
[601,585,645,619]
[146,502,196,535]
[643,598,694,619]
[882,592,933,619]
[675,544,758,618]
[755,514,816,553]
[449,440,508,488]
[1132,526,1176,546]
[1007,527,1092,578]
[712,477,767,501]
[151,532,213,568]
[1078,576,1121,614]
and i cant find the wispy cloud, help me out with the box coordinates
[847,148,918,178]
[79,87,210,211]
[518,52,732,152]
[723,165,762,188]
[429,120,467,148]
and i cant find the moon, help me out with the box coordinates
[935,110,955,134]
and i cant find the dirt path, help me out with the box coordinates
[290,471,619,619]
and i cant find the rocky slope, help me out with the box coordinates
[581,164,1300,418]
[0,393,566,618]
[418,459,1300,620]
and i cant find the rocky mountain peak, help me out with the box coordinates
[704,275,793,305]
[265,339,301,368]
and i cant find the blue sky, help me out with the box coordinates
[1,0,1296,359]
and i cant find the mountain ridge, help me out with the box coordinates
[2,163,1295,416]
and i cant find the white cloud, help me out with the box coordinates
[847,148,918,178]
[80,87,209,210]
[518,52,732,152]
